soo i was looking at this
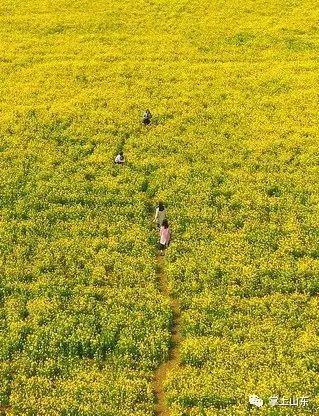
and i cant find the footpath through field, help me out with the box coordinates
[153,252,181,416]
[118,129,182,415]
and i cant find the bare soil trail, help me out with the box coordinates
[153,252,182,416]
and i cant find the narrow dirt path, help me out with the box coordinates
[153,252,182,416]
[120,131,182,414]
[0,405,9,416]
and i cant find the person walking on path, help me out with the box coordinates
[114,152,125,164]
[159,219,171,255]
[143,109,152,125]
[154,201,166,227]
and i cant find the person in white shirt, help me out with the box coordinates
[114,152,124,164]
[154,201,166,227]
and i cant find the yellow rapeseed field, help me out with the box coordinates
[1,0,319,414]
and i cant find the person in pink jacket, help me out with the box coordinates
[159,219,171,254]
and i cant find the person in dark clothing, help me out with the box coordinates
[143,109,152,125]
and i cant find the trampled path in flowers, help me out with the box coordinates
[153,253,182,416]
[119,132,182,415]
